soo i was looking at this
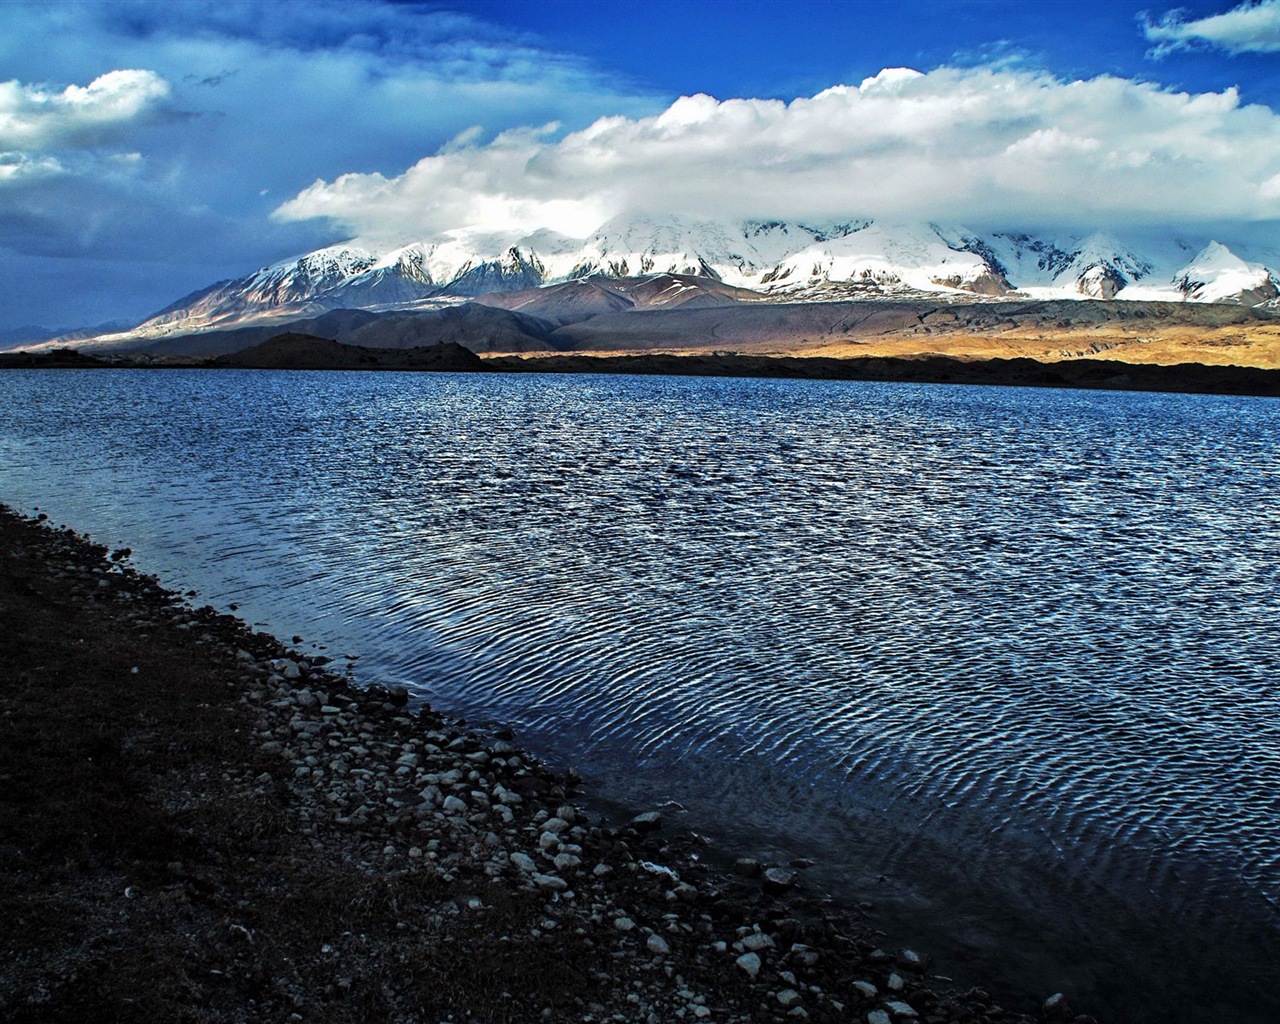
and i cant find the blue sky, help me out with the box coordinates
[1,0,1279,330]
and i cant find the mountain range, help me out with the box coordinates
[57,215,1277,349]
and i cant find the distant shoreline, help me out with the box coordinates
[2,343,1278,398]
[485,351,1280,397]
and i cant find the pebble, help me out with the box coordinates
[735,952,762,978]
[741,931,775,951]
[867,1012,891,1024]
[646,933,671,955]
[776,988,803,1008]
[885,1001,918,1018]
[733,857,762,878]
[761,866,797,894]
[898,948,926,970]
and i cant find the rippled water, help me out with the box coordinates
[2,368,1278,1022]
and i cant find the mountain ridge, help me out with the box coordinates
[51,215,1279,349]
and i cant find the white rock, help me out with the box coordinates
[852,981,878,999]
[887,973,905,991]
[735,952,762,978]
[442,795,468,814]
[541,816,571,834]
[741,931,775,951]
[886,1001,918,1019]
[532,872,567,893]
[614,917,636,932]
[510,852,538,873]
[646,933,671,955]
[867,1012,891,1024]
[776,989,802,1008]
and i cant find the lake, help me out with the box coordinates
[2,368,1277,1023]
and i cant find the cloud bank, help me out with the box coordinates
[0,69,171,183]
[1145,0,1280,55]
[275,66,1280,245]
[0,69,170,152]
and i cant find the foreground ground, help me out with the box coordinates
[0,505,1090,1023]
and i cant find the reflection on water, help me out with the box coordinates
[1,368,1278,1022]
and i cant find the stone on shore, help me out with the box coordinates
[735,951,762,978]
[1043,992,1074,1021]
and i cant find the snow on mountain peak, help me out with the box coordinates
[1173,242,1278,305]
[761,221,1010,295]
[121,216,1280,338]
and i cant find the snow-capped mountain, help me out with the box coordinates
[762,222,1010,295]
[110,215,1280,340]
[981,232,1155,299]
[1171,242,1279,305]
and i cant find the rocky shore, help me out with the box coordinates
[0,504,1090,1024]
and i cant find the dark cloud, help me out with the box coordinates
[186,70,238,87]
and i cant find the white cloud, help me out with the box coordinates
[273,66,1280,244]
[1145,0,1280,55]
[0,69,171,152]
[0,152,63,182]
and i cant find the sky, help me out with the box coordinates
[2,0,1280,330]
